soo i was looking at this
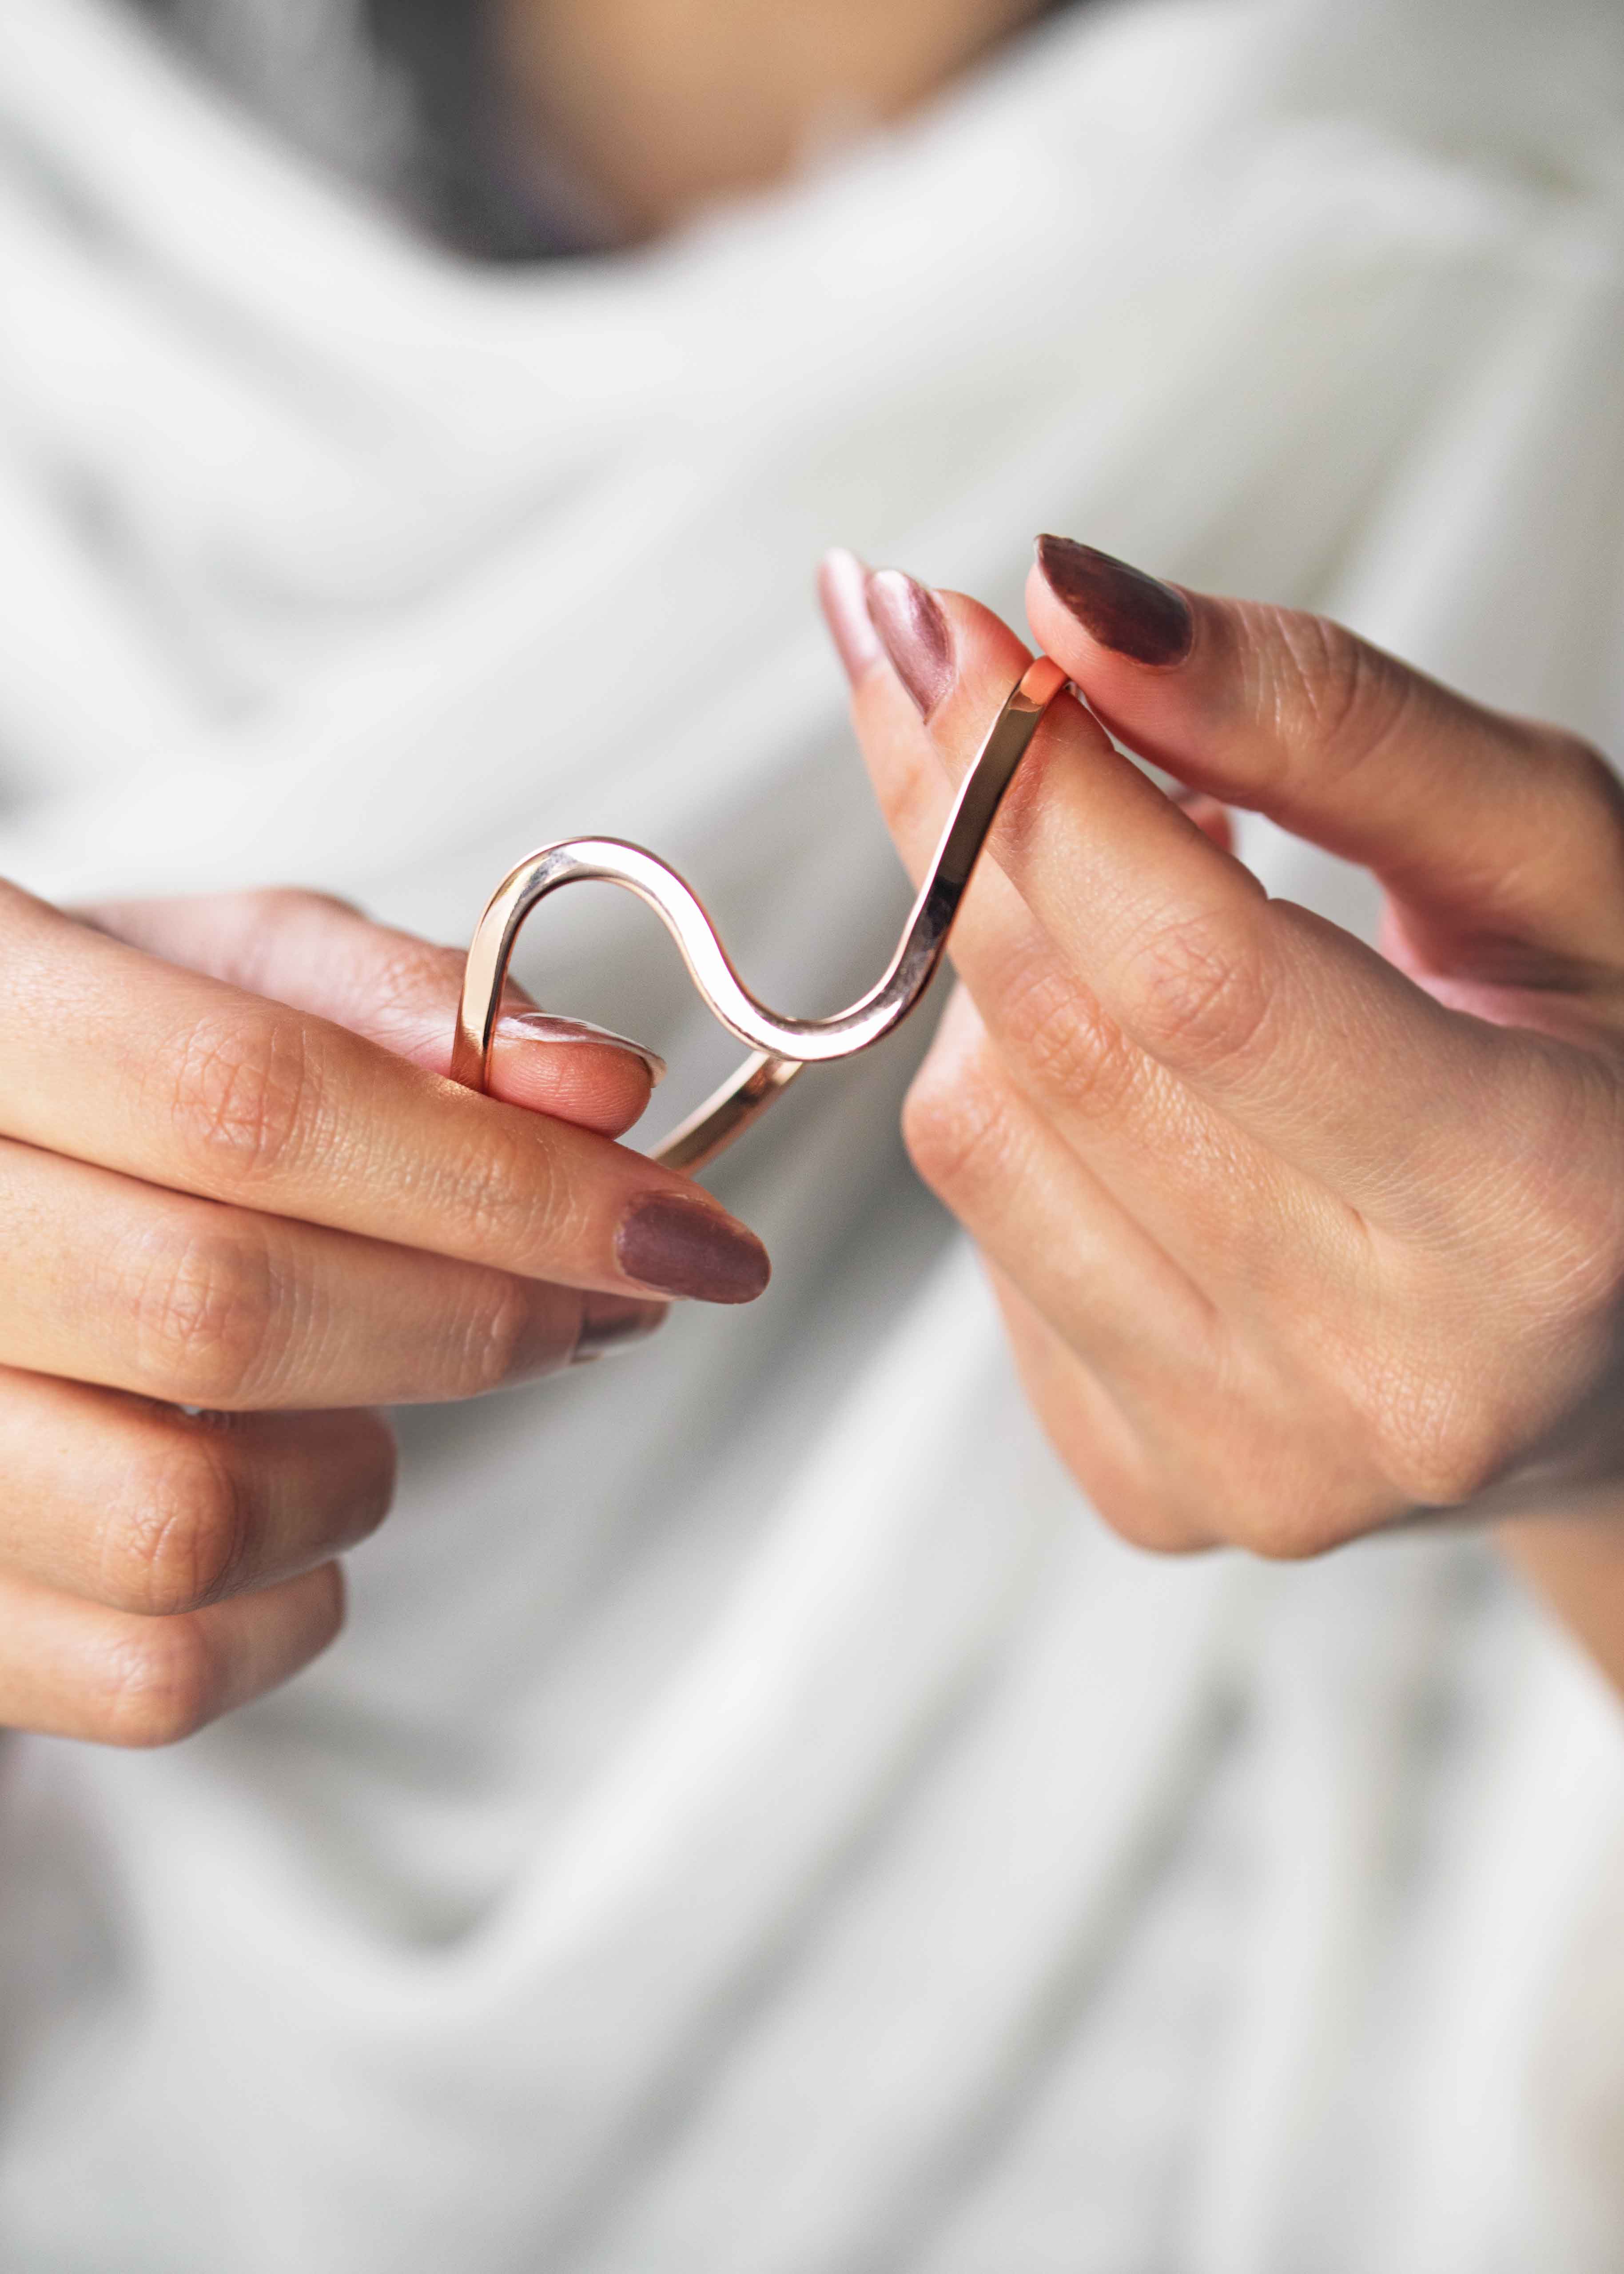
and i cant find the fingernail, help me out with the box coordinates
[1034,535,1194,667]
[498,1009,666,1087]
[817,548,882,684]
[615,1192,771,1305]
[864,568,955,718]
[572,1291,667,1364]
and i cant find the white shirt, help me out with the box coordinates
[1,2,1623,2265]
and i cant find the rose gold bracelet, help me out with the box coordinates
[454,654,1067,1173]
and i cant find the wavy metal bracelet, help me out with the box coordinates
[453,654,1067,1173]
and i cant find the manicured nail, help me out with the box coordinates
[572,1292,667,1364]
[864,568,955,718]
[817,548,882,684]
[498,1009,666,1087]
[1034,535,1194,666]
[615,1192,771,1305]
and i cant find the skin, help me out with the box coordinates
[827,559,1624,1694]
[15,1,1617,1738]
[494,0,1056,239]
[489,0,1624,1702]
[0,886,769,1744]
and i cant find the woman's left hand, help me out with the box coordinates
[818,542,1624,1557]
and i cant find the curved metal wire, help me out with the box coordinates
[453,654,1068,1172]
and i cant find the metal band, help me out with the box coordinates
[453,653,1068,1172]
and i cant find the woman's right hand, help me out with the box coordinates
[0,882,769,1747]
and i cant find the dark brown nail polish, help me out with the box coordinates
[864,568,955,718]
[1035,535,1194,666]
[572,1292,668,1364]
[614,1192,771,1305]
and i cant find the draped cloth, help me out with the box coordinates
[1,0,1624,2266]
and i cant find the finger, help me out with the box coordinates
[831,556,1298,1287]
[0,1136,667,1411]
[908,997,1383,1558]
[859,566,1560,1227]
[0,1560,344,1746]
[1027,536,1624,981]
[0,1367,395,1613]
[901,984,1219,1410]
[0,883,768,1306]
[81,889,663,1134]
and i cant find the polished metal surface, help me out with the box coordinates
[454,654,1068,1171]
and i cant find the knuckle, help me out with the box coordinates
[997,959,1142,1116]
[102,1432,250,1614]
[451,1275,538,1396]
[126,1221,282,1407]
[444,1125,579,1261]
[1147,1357,1391,1558]
[306,1560,348,1655]
[1287,1321,1517,1525]
[163,1006,319,1189]
[1261,607,1413,783]
[92,1616,221,1748]
[1359,1353,1516,1509]
[256,886,360,918]
[1095,1492,1215,1557]
[216,888,364,989]
[346,1420,398,1540]
[1224,1493,1365,1561]
[1194,1429,1385,1556]
[1385,1412,1511,1510]
[901,1053,1015,1201]
[362,932,462,1025]
[233,885,362,938]
[1129,907,1272,1076]
[1107,1454,1364,1561]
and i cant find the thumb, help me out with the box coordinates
[1027,536,1624,984]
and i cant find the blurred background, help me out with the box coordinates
[2,1,1624,2269]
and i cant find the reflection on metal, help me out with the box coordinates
[454,654,1069,1172]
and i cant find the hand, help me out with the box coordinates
[0,885,768,1744]
[818,542,1624,1558]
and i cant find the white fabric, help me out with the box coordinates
[1,0,1623,2266]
